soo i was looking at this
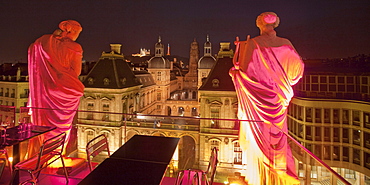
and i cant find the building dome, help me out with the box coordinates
[199,55,216,69]
[148,56,170,69]
[204,40,211,48]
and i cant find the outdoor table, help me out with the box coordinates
[78,158,169,185]
[79,135,180,185]
[110,135,180,163]
[0,125,56,185]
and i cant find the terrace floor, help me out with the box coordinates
[0,160,224,185]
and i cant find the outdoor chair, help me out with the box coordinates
[0,147,12,178]
[86,134,110,171]
[10,132,68,185]
[175,147,218,185]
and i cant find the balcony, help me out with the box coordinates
[0,106,353,184]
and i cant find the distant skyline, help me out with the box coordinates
[0,0,369,63]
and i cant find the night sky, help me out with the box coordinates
[0,0,369,63]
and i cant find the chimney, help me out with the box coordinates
[110,44,122,54]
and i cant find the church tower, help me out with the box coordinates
[184,39,199,91]
[198,35,216,89]
[147,36,171,114]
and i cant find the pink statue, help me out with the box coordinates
[230,12,304,184]
[27,20,84,154]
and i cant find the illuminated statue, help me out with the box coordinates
[230,12,304,184]
[28,20,84,154]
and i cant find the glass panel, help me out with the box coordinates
[12,106,352,185]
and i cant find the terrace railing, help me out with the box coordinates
[14,106,352,184]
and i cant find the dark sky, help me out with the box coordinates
[0,0,369,63]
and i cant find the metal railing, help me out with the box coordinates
[12,106,354,184]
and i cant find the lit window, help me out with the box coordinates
[233,142,242,164]
[121,78,126,85]
[102,104,110,121]
[103,78,110,86]
[210,140,220,151]
[212,79,219,87]
[87,77,94,85]
[157,72,161,81]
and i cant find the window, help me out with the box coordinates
[323,145,330,160]
[333,128,339,142]
[87,103,94,120]
[353,110,360,126]
[103,78,110,86]
[306,107,312,122]
[342,128,349,143]
[333,109,339,124]
[365,152,370,170]
[212,79,219,87]
[86,130,94,144]
[364,132,370,149]
[324,109,330,123]
[333,146,339,161]
[178,107,184,116]
[314,144,321,159]
[324,127,330,142]
[157,92,161,101]
[342,109,349,124]
[87,77,94,85]
[210,107,220,128]
[191,107,198,117]
[210,140,220,151]
[297,105,303,121]
[233,142,242,164]
[11,89,15,98]
[353,129,361,145]
[353,148,361,165]
[192,91,196,99]
[365,112,370,129]
[157,72,161,81]
[306,126,312,140]
[315,108,321,123]
[102,103,109,121]
[315,127,321,141]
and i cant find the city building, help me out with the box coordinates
[288,57,370,184]
[1,35,369,183]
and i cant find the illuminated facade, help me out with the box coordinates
[288,58,370,184]
[76,38,245,182]
[0,63,29,122]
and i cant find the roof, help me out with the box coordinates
[199,56,235,91]
[148,57,170,69]
[83,58,141,89]
[133,70,156,88]
[198,56,216,69]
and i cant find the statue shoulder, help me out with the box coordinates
[277,37,293,46]
[63,39,83,52]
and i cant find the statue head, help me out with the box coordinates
[57,20,83,41]
[256,12,280,29]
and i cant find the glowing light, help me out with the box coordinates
[8,156,13,163]
[136,113,145,119]
[263,14,277,24]
[49,157,85,168]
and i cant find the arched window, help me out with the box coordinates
[178,107,184,116]
[233,141,242,164]
[209,139,220,151]
[191,107,198,116]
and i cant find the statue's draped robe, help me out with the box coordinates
[28,34,84,155]
[230,38,304,184]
